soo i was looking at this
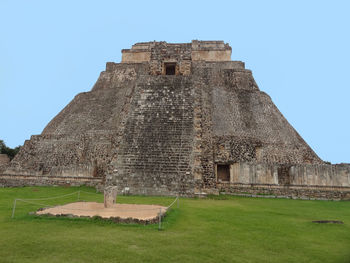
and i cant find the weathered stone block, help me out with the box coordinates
[104,186,118,208]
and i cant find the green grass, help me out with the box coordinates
[1,186,350,263]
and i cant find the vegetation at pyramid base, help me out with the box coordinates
[0,140,21,160]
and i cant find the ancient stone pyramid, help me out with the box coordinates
[4,40,330,196]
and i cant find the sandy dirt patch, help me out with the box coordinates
[36,202,167,221]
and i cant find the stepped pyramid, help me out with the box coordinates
[5,40,343,197]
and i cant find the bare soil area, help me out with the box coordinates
[36,202,167,221]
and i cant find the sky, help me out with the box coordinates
[0,0,349,164]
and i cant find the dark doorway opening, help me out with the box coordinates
[217,164,230,182]
[277,165,291,185]
[165,63,176,75]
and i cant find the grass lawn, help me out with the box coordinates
[0,186,350,263]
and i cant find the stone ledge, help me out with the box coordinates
[218,182,350,191]
[0,174,102,180]
[217,183,350,200]
[0,174,103,187]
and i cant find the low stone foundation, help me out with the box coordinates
[218,183,350,200]
[0,174,103,187]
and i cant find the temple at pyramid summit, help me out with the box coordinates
[1,40,349,199]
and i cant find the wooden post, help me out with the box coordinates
[11,199,17,219]
[158,208,162,230]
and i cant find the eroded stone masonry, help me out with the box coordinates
[1,40,349,199]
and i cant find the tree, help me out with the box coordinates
[0,140,5,152]
[0,140,21,160]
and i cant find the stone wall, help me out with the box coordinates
[0,174,102,187]
[218,183,350,200]
[121,42,154,63]
[121,40,231,64]
[215,162,350,200]
[121,51,151,63]
[5,133,116,178]
[210,88,322,165]
[148,42,192,76]
[290,164,350,186]
[0,154,10,164]
[191,40,231,61]
[216,162,350,186]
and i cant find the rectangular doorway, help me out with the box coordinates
[164,63,176,75]
[217,164,230,182]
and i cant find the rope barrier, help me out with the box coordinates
[34,206,168,213]
[166,196,179,209]
[16,191,79,201]
[11,191,80,218]
[78,190,102,196]
[158,208,162,230]
[12,198,53,218]
[16,199,52,208]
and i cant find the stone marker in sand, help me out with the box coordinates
[36,185,169,223]
[104,186,118,208]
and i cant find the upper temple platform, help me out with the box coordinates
[121,40,232,75]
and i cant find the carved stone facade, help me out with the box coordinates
[1,40,349,199]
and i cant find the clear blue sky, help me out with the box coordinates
[0,0,349,164]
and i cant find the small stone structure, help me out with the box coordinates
[104,186,118,208]
[0,154,10,165]
[0,154,10,174]
[1,40,349,200]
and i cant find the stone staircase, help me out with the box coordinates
[112,76,195,195]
